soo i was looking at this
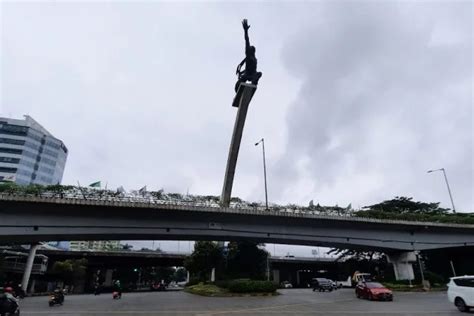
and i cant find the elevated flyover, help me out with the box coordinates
[1,194,473,252]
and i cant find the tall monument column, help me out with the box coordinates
[221,19,262,207]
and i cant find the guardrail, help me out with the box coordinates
[1,193,473,228]
[3,262,47,274]
[0,191,353,217]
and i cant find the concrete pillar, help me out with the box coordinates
[186,271,190,283]
[21,243,40,293]
[221,83,257,207]
[387,251,416,280]
[296,270,300,286]
[272,270,280,284]
[211,268,215,282]
[28,279,36,294]
[105,269,114,286]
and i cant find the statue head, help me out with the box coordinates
[249,46,256,54]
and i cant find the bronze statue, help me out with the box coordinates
[235,19,262,92]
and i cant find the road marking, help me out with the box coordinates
[23,311,457,315]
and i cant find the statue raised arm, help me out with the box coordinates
[234,19,262,92]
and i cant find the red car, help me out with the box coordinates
[355,282,393,301]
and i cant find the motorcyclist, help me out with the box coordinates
[0,287,19,316]
[14,285,24,299]
[113,280,122,299]
[52,287,64,304]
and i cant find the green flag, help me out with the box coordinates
[89,181,101,188]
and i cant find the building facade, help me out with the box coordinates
[69,240,121,251]
[0,115,68,185]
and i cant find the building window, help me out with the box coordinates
[43,148,59,158]
[26,131,42,143]
[0,148,22,155]
[24,141,40,151]
[22,150,38,159]
[0,138,25,146]
[0,167,17,173]
[0,125,28,136]
[39,157,56,167]
[17,169,32,177]
[0,157,20,164]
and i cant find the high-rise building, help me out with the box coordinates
[0,115,68,185]
[69,240,121,251]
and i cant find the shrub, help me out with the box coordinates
[186,278,201,287]
[214,280,231,289]
[186,283,227,296]
[228,279,277,293]
[424,271,446,285]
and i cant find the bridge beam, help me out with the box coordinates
[387,251,416,281]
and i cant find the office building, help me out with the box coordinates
[69,240,121,251]
[0,115,68,185]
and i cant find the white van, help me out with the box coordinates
[447,276,474,312]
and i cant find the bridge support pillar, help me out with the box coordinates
[210,268,216,282]
[387,251,416,281]
[21,243,40,293]
[272,269,280,284]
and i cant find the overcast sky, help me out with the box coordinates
[1,1,472,255]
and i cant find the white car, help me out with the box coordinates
[447,276,474,312]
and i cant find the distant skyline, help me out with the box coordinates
[1,2,472,215]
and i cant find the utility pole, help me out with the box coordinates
[427,168,456,213]
[255,138,269,210]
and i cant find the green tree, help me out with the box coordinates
[0,182,22,194]
[51,259,87,286]
[184,241,223,281]
[121,243,134,251]
[353,196,474,223]
[226,241,269,280]
[173,267,187,282]
[362,196,450,214]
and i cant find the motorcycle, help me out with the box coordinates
[112,291,121,299]
[0,294,20,316]
[48,293,64,307]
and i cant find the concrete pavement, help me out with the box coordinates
[19,288,470,316]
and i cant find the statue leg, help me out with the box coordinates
[251,72,262,85]
[235,80,242,93]
[235,73,250,92]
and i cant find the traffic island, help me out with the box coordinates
[383,282,447,292]
[184,280,278,297]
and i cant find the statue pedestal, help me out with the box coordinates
[232,83,257,108]
[221,83,257,207]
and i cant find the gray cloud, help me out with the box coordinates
[1,1,471,219]
[273,1,472,212]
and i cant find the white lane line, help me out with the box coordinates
[23,311,457,315]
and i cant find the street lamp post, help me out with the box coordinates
[427,168,456,213]
[255,138,269,210]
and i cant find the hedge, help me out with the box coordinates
[227,279,277,293]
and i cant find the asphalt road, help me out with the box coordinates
[19,288,471,316]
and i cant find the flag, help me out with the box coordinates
[346,203,352,210]
[89,181,101,188]
[139,186,147,195]
[309,200,314,207]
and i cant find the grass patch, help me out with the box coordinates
[185,282,279,297]
[185,283,229,297]
[383,282,447,292]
